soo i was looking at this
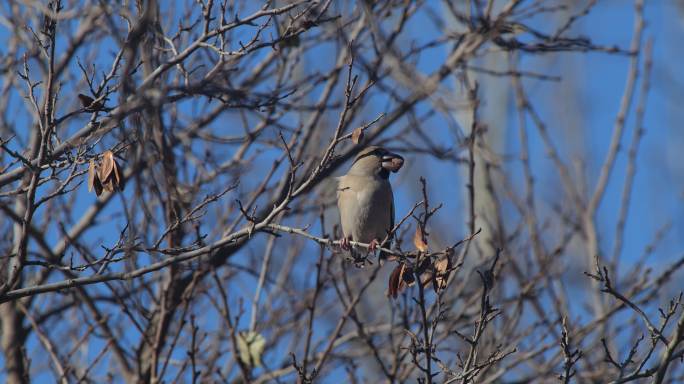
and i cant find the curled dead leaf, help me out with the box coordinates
[99,151,115,181]
[413,225,428,252]
[388,263,415,299]
[432,257,451,293]
[388,265,401,298]
[87,160,96,192]
[112,157,124,190]
[87,159,103,196]
[98,150,124,192]
[351,127,364,145]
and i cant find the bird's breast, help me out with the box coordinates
[338,176,393,242]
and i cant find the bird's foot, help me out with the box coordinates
[367,238,380,254]
[340,237,351,251]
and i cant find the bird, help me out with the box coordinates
[336,146,404,262]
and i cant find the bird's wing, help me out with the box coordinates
[336,176,362,260]
[336,175,359,238]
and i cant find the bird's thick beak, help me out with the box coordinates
[381,153,404,173]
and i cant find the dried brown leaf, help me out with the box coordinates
[99,151,115,182]
[87,159,103,196]
[111,156,124,191]
[388,264,401,298]
[351,127,364,145]
[87,160,97,192]
[432,257,450,293]
[388,263,415,299]
[413,225,428,252]
[402,266,416,290]
[112,160,121,184]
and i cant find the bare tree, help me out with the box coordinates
[0,0,682,383]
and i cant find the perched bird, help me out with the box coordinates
[337,146,404,261]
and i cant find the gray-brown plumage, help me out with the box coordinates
[336,146,404,260]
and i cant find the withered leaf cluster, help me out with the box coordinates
[87,150,124,196]
[388,225,453,298]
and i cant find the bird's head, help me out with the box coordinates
[348,146,404,179]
